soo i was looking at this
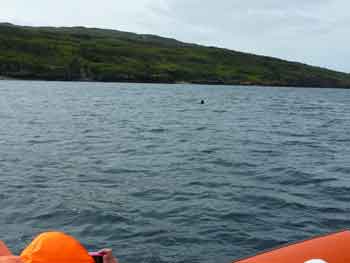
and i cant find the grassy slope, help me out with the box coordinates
[0,22,349,88]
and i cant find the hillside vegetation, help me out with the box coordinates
[1,22,350,88]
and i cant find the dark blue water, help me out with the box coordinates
[0,80,350,263]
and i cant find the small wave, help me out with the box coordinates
[27,139,59,144]
[213,110,227,113]
[332,138,350,143]
[319,217,350,229]
[176,108,190,112]
[119,148,137,154]
[131,189,171,201]
[268,166,286,173]
[148,128,168,133]
[186,181,229,188]
[244,237,288,252]
[219,211,257,222]
[316,206,347,214]
[210,158,257,169]
[82,129,94,134]
[323,186,350,201]
[274,130,310,138]
[200,148,220,154]
[328,166,350,174]
[276,169,335,186]
[171,191,197,202]
[319,119,344,128]
[101,168,147,174]
[280,177,337,186]
[250,149,281,157]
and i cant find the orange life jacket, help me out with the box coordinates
[1,232,94,263]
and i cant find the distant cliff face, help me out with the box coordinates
[0,23,349,88]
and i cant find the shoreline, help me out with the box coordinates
[0,77,349,89]
[0,76,15,80]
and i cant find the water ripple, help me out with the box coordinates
[0,81,350,263]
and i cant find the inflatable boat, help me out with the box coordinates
[234,230,350,263]
[1,230,349,263]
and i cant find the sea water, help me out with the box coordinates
[0,81,349,263]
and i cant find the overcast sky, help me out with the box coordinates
[1,0,349,72]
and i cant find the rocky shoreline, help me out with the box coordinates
[0,76,15,80]
[0,76,349,89]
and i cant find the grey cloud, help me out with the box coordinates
[145,0,350,72]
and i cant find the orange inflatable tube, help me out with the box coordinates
[2,230,350,263]
[234,230,350,263]
[0,232,94,263]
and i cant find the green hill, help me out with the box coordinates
[1,22,349,88]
